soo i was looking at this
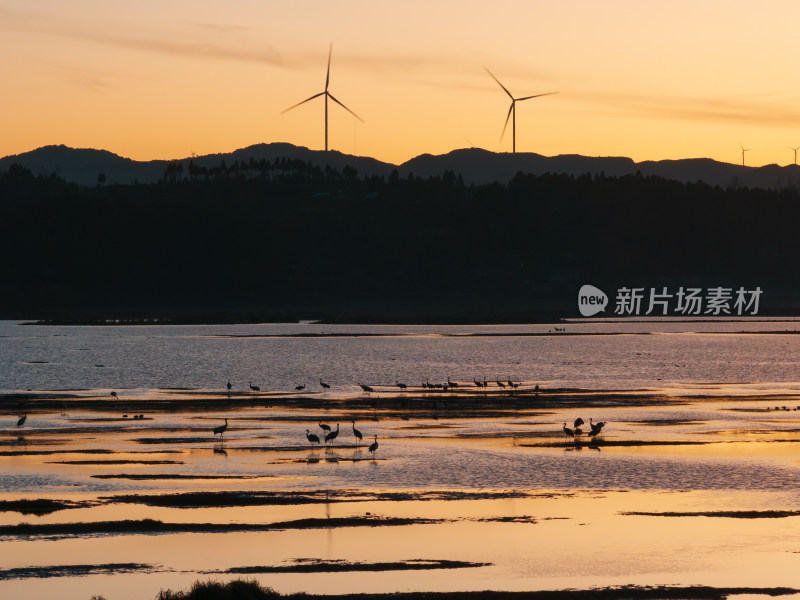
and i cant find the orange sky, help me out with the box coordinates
[3,0,800,166]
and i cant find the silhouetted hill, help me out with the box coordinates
[3,143,800,190]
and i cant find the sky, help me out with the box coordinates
[3,0,800,166]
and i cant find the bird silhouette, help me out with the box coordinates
[110,391,118,398]
[213,419,228,436]
[319,379,330,391]
[226,379,232,392]
[359,384,375,393]
[295,383,306,391]
[368,434,379,455]
[319,422,331,434]
[589,418,606,436]
[562,423,574,441]
[351,421,363,445]
[448,377,458,388]
[305,429,320,445]
[16,414,27,428]
[573,417,585,429]
[496,379,506,388]
[396,379,407,389]
[325,423,340,445]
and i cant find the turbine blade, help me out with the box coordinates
[516,91,558,102]
[325,43,332,91]
[500,103,513,142]
[484,66,513,99]
[281,92,325,114]
[327,92,364,122]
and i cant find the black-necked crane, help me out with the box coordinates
[574,425,584,437]
[319,422,331,434]
[496,379,506,388]
[325,423,340,445]
[319,379,330,391]
[508,379,519,389]
[249,381,260,393]
[396,379,407,389]
[295,383,306,391]
[305,429,320,446]
[562,423,574,441]
[226,379,232,392]
[17,414,27,428]
[589,418,606,436]
[213,419,228,437]
[473,378,484,388]
[359,384,375,394]
[573,417,584,429]
[351,421,363,445]
[368,434,379,455]
[447,377,458,388]
[110,391,118,398]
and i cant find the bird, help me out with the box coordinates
[110,391,117,398]
[249,381,260,393]
[319,422,331,434]
[574,425,584,437]
[562,423,574,441]
[507,379,519,389]
[496,379,506,388]
[474,378,484,387]
[16,414,27,428]
[447,377,458,388]
[589,418,606,436]
[213,419,228,436]
[305,429,320,445]
[319,379,330,391]
[351,421,363,445]
[359,384,375,393]
[368,434,379,455]
[295,383,306,391]
[325,423,340,445]
[573,417,585,429]
[226,379,232,392]
[395,379,407,390]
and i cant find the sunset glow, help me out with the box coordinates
[3,0,800,166]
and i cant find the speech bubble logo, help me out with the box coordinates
[578,284,608,317]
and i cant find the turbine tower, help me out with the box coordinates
[485,67,556,154]
[739,143,751,167]
[790,146,799,166]
[282,44,363,152]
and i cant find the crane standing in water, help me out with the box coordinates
[213,419,228,437]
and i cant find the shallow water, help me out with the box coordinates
[2,321,800,598]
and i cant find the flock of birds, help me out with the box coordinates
[227,377,536,395]
[562,417,606,441]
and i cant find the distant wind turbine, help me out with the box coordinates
[485,67,556,154]
[739,143,751,167]
[282,44,363,152]
[790,146,799,166]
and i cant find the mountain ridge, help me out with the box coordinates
[2,143,800,190]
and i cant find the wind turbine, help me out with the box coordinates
[485,67,556,154]
[739,143,751,167]
[790,146,799,166]
[282,44,363,152]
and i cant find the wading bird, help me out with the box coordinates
[226,379,232,392]
[16,414,27,428]
[396,379,407,390]
[110,391,117,398]
[351,421,363,445]
[305,429,320,446]
[573,417,584,429]
[319,379,330,391]
[496,379,506,388]
[319,422,331,434]
[359,384,375,393]
[249,381,260,393]
[295,383,306,391]
[213,419,228,437]
[368,434,379,455]
[562,423,574,441]
[448,377,458,388]
[325,423,340,445]
[589,418,606,436]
